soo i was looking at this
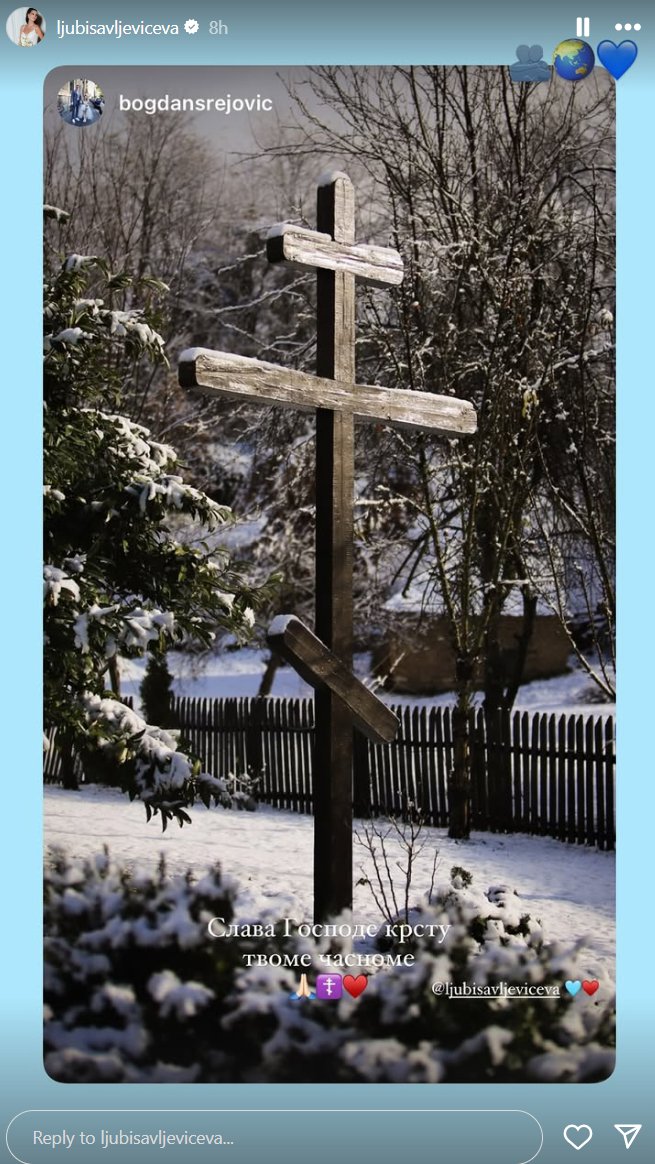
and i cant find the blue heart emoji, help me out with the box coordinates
[597,39,638,80]
[565,980,582,996]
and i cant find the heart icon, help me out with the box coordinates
[563,1125,593,1151]
[343,974,368,998]
[582,979,599,996]
[597,39,638,80]
[565,980,581,996]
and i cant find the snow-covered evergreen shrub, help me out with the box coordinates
[140,652,177,729]
[45,853,614,1084]
[43,226,269,826]
[45,849,244,1083]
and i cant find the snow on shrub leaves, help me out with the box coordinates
[43,228,267,826]
[44,853,614,1084]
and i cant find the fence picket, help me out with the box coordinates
[380,706,395,817]
[594,718,605,850]
[541,714,550,835]
[557,714,567,841]
[469,708,482,829]
[421,710,431,823]
[514,707,525,828]
[424,707,436,825]
[272,698,283,808]
[548,714,558,834]
[398,705,411,813]
[265,698,274,806]
[582,717,593,845]
[434,709,447,826]
[520,711,530,831]
[442,707,453,821]
[530,712,540,834]
[567,715,577,844]
[604,717,615,851]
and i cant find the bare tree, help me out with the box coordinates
[263,67,615,835]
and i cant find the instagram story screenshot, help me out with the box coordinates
[0,3,652,1162]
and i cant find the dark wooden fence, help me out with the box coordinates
[43,726,84,786]
[45,696,615,850]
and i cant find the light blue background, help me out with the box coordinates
[0,3,651,1161]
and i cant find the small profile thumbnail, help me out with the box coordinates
[57,79,105,127]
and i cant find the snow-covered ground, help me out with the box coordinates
[44,785,615,990]
[120,648,615,717]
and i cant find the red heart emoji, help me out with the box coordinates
[343,974,368,998]
[582,980,599,996]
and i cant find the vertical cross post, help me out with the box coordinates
[182,174,478,924]
[314,175,355,922]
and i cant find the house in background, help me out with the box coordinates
[371,587,570,695]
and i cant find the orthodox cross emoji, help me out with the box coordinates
[179,173,476,922]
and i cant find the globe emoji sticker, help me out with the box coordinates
[553,39,595,81]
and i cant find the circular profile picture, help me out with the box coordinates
[5,7,46,46]
[57,79,105,127]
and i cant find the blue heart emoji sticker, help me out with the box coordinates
[565,980,582,996]
[597,39,638,80]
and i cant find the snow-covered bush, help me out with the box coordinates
[44,229,268,825]
[45,854,614,1083]
[45,850,239,1083]
[79,697,255,823]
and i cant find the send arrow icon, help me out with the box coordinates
[614,1125,642,1150]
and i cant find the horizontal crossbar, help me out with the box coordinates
[267,224,404,287]
[179,349,476,437]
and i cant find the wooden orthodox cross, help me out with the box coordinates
[180,173,476,922]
